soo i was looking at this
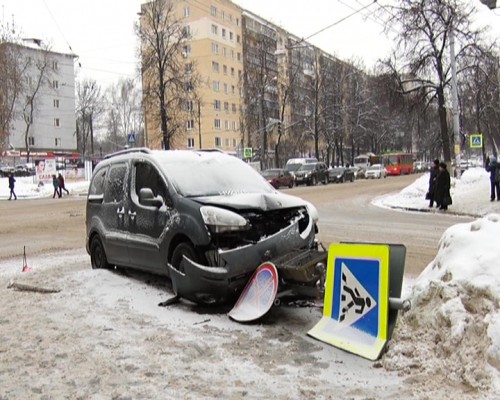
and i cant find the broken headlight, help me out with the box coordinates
[200,206,249,233]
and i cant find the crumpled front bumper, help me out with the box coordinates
[167,216,316,303]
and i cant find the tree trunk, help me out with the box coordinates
[437,86,451,162]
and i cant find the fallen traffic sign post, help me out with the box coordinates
[308,243,408,361]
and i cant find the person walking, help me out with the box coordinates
[485,156,500,201]
[58,173,69,196]
[52,174,61,198]
[427,159,439,207]
[8,173,17,200]
[434,162,451,211]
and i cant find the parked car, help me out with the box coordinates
[284,157,318,180]
[0,163,14,177]
[261,168,294,189]
[294,162,329,186]
[86,148,320,304]
[328,166,355,183]
[365,164,387,179]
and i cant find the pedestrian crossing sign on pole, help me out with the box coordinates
[470,134,483,149]
[128,132,136,144]
[308,243,390,360]
[243,147,253,159]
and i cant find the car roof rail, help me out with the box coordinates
[104,147,151,160]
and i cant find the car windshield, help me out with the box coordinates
[156,151,274,197]
[367,165,380,171]
[284,163,302,172]
[298,164,315,171]
[261,170,280,178]
[330,168,344,173]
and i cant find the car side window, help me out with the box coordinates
[134,162,168,203]
[103,163,128,203]
[89,167,107,196]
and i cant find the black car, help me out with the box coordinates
[86,148,320,304]
[328,167,355,183]
[294,162,329,186]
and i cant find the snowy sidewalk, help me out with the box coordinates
[374,168,500,217]
[0,176,90,200]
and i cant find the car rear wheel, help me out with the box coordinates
[171,242,199,273]
[90,236,110,269]
[288,180,294,188]
[323,175,328,185]
[311,176,317,186]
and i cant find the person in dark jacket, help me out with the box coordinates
[52,174,61,199]
[428,159,439,207]
[485,156,500,201]
[434,162,451,210]
[58,173,69,196]
[8,173,17,200]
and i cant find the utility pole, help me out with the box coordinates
[449,29,461,178]
[197,99,202,149]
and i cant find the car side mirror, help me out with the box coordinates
[139,188,163,208]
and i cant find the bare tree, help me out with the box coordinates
[380,0,485,162]
[76,79,104,159]
[136,0,194,150]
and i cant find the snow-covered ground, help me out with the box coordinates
[0,176,89,199]
[1,169,499,398]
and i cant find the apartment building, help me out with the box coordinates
[4,42,77,156]
[141,0,244,154]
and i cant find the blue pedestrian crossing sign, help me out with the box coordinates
[308,243,390,360]
[128,132,136,143]
[470,134,483,149]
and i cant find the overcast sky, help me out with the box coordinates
[1,0,498,90]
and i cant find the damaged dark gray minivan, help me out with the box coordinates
[86,148,320,303]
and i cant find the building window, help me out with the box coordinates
[182,45,191,56]
[212,43,219,54]
[52,61,58,70]
[55,137,62,147]
[229,32,234,41]
[212,81,220,92]
[231,85,235,95]
[214,99,221,110]
[28,137,35,146]
[225,120,230,130]
[222,28,226,39]
[224,83,228,94]
[237,34,241,44]
[184,6,190,17]
[185,81,193,92]
[211,6,217,17]
[222,47,227,57]
[224,101,229,111]
[215,137,222,147]
[232,103,236,113]
[186,100,194,111]
[54,118,60,127]
[225,138,230,146]
[231,67,235,77]
[223,65,227,75]
[230,49,234,59]
[237,52,241,62]
[211,24,218,35]
[233,138,237,147]
[229,14,233,23]
[233,121,238,131]
[214,119,221,130]
[53,99,59,108]
[53,80,59,89]
[212,61,219,73]
[187,119,195,130]
[185,62,193,73]
[221,11,225,21]
[236,18,240,26]
[182,25,191,37]
[187,138,195,148]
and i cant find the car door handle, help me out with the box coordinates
[128,210,137,220]
[117,207,125,217]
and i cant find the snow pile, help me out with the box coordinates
[383,213,500,392]
[0,176,89,199]
[375,168,499,216]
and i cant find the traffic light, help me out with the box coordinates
[479,0,496,9]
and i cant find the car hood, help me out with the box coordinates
[190,192,307,211]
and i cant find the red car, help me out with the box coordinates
[261,169,294,189]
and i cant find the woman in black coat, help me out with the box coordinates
[434,162,451,210]
[428,159,439,207]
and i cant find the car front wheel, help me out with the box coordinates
[90,236,110,269]
[171,242,199,273]
[311,176,317,186]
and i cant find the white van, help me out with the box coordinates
[284,157,318,178]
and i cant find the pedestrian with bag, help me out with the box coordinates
[434,162,452,211]
[58,173,69,196]
[485,156,500,201]
[427,159,439,207]
[8,173,17,200]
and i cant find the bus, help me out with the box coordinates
[353,153,380,169]
[383,153,414,175]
